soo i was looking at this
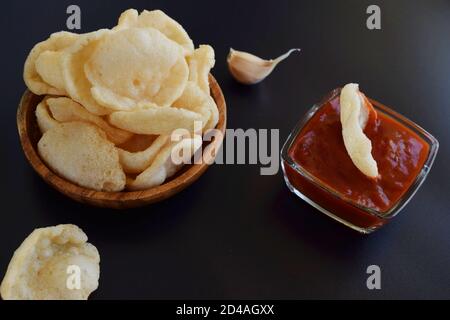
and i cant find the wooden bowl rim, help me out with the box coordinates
[17,74,227,206]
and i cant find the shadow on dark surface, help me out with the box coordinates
[27,170,195,242]
[226,76,262,97]
[272,187,388,259]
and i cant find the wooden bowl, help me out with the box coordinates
[17,75,227,209]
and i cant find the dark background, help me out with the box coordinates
[1,0,449,300]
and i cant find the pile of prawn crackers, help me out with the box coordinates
[24,9,218,192]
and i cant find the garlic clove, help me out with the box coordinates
[227,48,300,85]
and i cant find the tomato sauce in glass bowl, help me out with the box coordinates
[281,89,438,233]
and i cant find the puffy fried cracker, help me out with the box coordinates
[47,97,132,145]
[359,92,378,128]
[108,104,203,135]
[118,135,169,174]
[340,83,379,178]
[61,30,112,116]
[38,122,126,191]
[35,51,66,93]
[35,98,59,134]
[117,134,157,153]
[0,224,100,300]
[85,28,188,111]
[115,9,194,55]
[23,9,218,193]
[24,31,78,95]
[187,45,215,95]
[172,82,211,131]
[127,137,202,190]
[205,95,219,131]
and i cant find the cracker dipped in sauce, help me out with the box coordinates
[283,85,432,231]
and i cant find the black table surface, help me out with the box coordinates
[1,0,449,300]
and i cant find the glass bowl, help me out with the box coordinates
[281,89,439,234]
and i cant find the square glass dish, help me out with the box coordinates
[281,88,439,234]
